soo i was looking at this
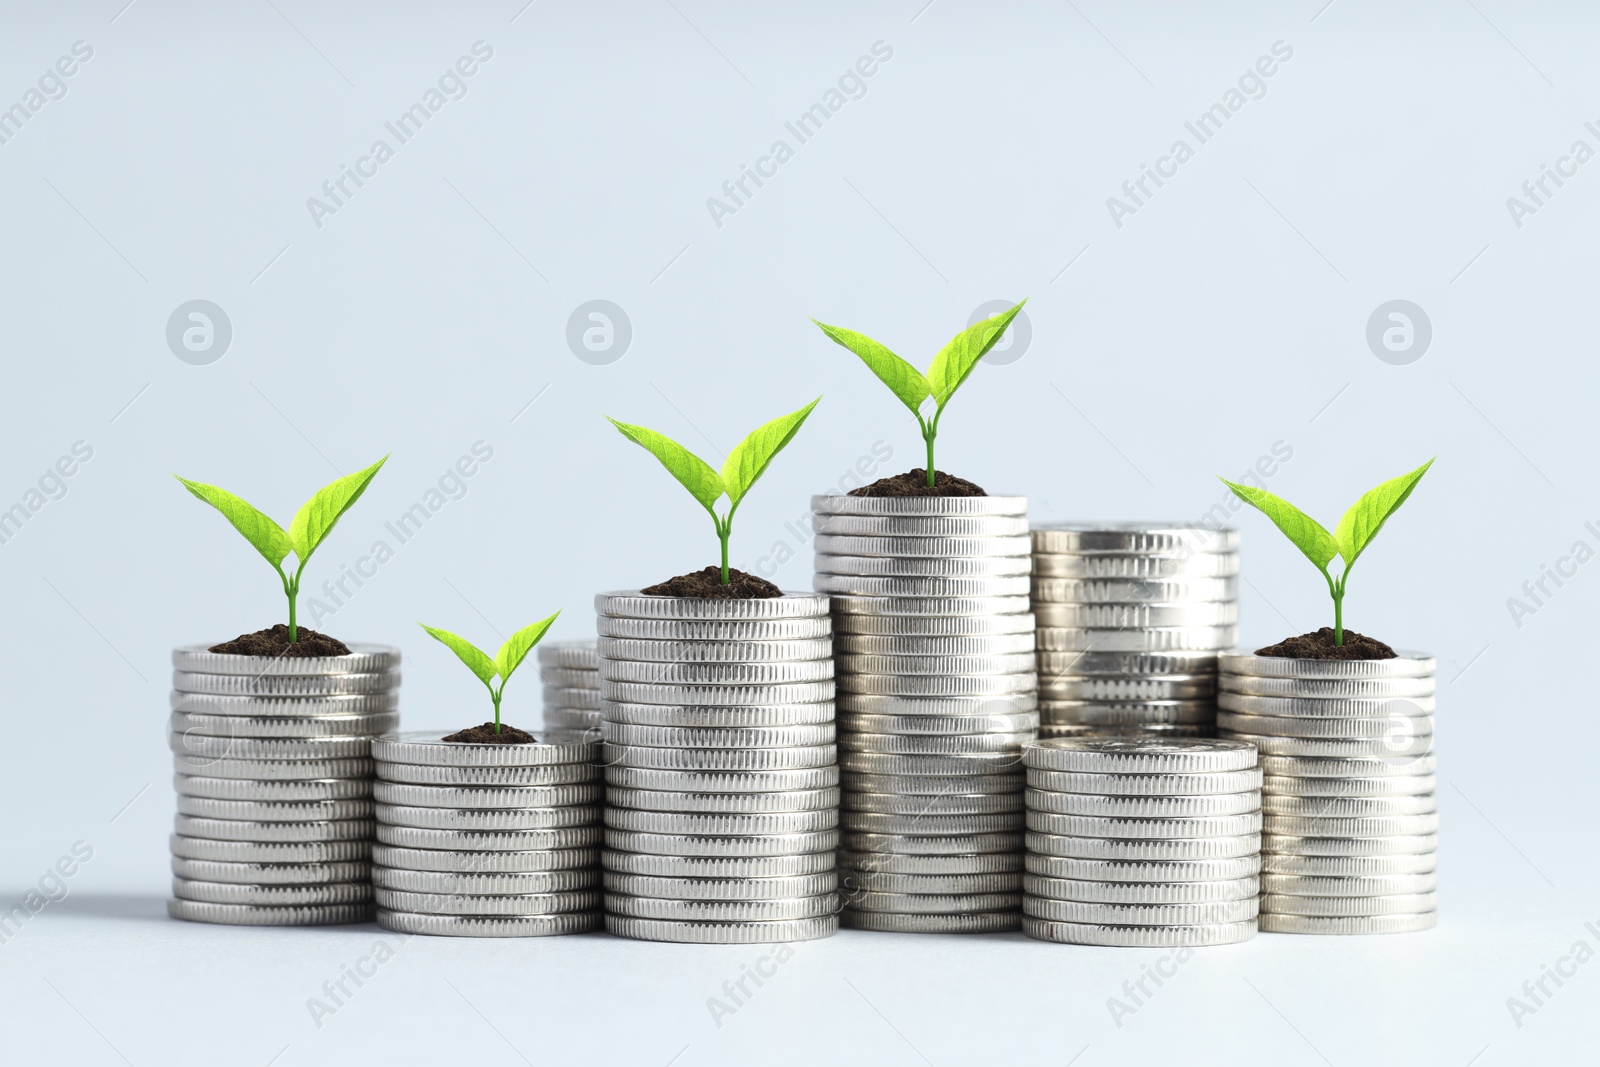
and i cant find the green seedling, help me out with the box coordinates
[176,457,388,643]
[812,301,1026,487]
[607,398,821,584]
[419,614,560,734]
[1220,459,1434,646]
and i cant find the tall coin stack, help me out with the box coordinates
[1030,524,1240,739]
[1218,650,1438,934]
[596,591,840,944]
[167,643,400,926]
[1022,737,1262,946]
[813,493,1038,934]
[539,640,601,737]
[371,732,603,936]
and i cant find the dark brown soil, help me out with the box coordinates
[1256,627,1397,660]
[442,722,538,744]
[850,468,987,497]
[209,624,351,657]
[643,567,782,598]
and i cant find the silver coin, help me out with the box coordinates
[601,722,835,749]
[600,659,834,686]
[597,637,833,663]
[1221,675,1436,699]
[603,743,836,771]
[601,680,834,707]
[377,826,601,851]
[839,733,1032,756]
[372,844,598,873]
[172,877,372,907]
[841,772,1024,796]
[537,641,599,670]
[1038,676,1215,702]
[816,554,1032,578]
[372,781,601,809]
[376,803,599,831]
[838,693,1037,716]
[373,732,597,767]
[838,652,1038,677]
[1026,767,1261,796]
[812,534,1029,559]
[1256,911,1436,934]
[170,858,370,885]
[1261,833,1437,857]
[1219,713,1433,740]
[174,775,371,802]
[1031,576,1239,604]
[379,909,602,937]
[606,809,837,835]
[173,669,398,696]
[841,870,1021,895]
[1026,832,1260,861]
[1024,874,1258,904]
[1024,853,1261,882]
[841,911,1020,933]
[1262,794,1436,817]
[1219,693,1437,718]
[601,701,833,728]
[595,591,829,621]
[176,796,374,821]
[605,894,836,922]
[838,711,1039,736]
[1263,775,1436,798]
[167,898,373,926]
[371,868,599,894]
[1030,524,1238,554]
[832,633,1036,657]
[1259,753,1437,778]
[816,574,1033,598]
[1259,851,1435,877]
[1026,811,1261,839]
[604,872,837,900]
[169,834,370,864]
[606,914,838,943]
[172,643,400,676]
[844,791,1024,816]
[174,815,373,843]
[813,514,1030,537]
[1245,735,1435,759]
[603,851,835,878]
[1219,651,1435,679]
[847,890,1019,914]
[597,616,834,642]
[1034,602,1238,629]
[170,734,372,761]
[1263,813,1439,837]
[1041,700,1215,726]
[1032,552,1240,579]
[1026,789,1259,818]
[543,685,601,710]
[836,849,1023,876]
[375,887,598,916]
[1022,917,1254,947]
[1037,650,1220,676]
[840,751,1024,776]
[840,831,1022,856]
[604,766,838,793]
[605,828,838,857]
[169,710,398,739]
[170,691,399,717]
[379,762,598,787]
[541,709,602,731]
[1024,895,1257,925]
[811,493,1028,517]
[608,786,839,813]
[1024,737,1255,775]
[1260,872,1437,897]
[538,666,601,690]
[1040,724,1214,740]
[832,613,1036,638]
[837,673,1036,698]
[1036,626,1238,653]
[830,595,1032,618]
[841,811,1022,835]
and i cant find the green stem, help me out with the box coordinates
[720,527,730,584]
[492,688,503,734]
[1334,592,1343,646]
[924,433,936,486]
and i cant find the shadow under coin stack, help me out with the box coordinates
[596,591,840,944]
[1022,737,1262,946]
[371,732,602,936]
[167,644,400,926]
[539,640,601,737]
[1030,524,1239,739]
[813,493,1038,934]
[1218,651,1438,934]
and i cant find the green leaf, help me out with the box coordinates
[926,300,1026,408]
[496,612,561,687]
[606,417,725,513]
[289,456,388,563]
[720,398,821,508]
[174,475,294,569]
[812,320,929,416]
[1333,458,1434,569]
[419,623,497,687]
[1219,478,1339,571]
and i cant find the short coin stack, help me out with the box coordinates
[1031,523,1239,739]
[1023,737,1262,946]
[167,643,400,926]
[1218,650,1438,934]
[813,493,1037,934]
[539,640,601,737]
[371,731,602,936]
[597,590,839,944]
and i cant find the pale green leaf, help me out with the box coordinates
[419,623,497,687]
[720,398,822,508]
[289,456,388,562]
[606,417,725,513]
[497,612,561,687]
[812,320,929,416]
[1219,478,1339,571]
[175,475,293,569]
[926,300,1026,408]
[1333,458,1434,568]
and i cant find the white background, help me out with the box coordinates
[0,1,1593,1064]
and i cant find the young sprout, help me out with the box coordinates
[176,457,388,643]
[606,398,821,585]
[1221,459,1434,646]
[420,613,560,735]
[812,301,1026,488]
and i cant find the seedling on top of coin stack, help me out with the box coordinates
[175,456,387,654]
[812,301,1025,492]
[1220,458,1433,655]
[606,398,820,595]
[420,613,561,740]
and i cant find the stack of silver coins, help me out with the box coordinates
[1031,524,1239,738]
[539,640,601,736]
[1218,650,1437,934]
[167,643,400,926]
[813,493,1037,934]
[1022,737,1261,946]
[370,732,602,936]
[596,591,840,944]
